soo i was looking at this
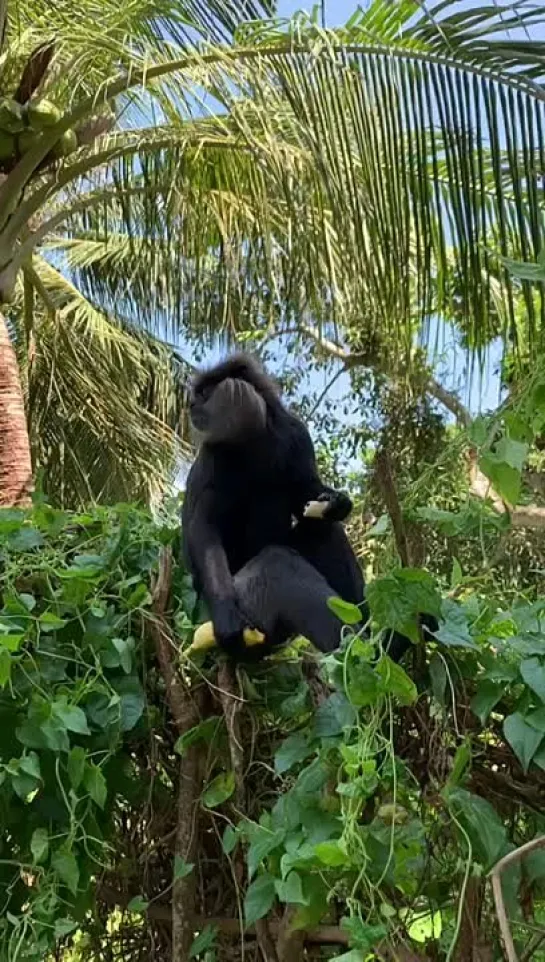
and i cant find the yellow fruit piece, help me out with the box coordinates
[191,621,216,651]
[303,499,328,519]
[189,622,265,652]
[244,628,266,647]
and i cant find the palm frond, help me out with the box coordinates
[8,255,192,507]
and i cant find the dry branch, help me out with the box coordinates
[374,448,411,567]
[299,326,545,530]
[490,836,545,962]
[217,660,246,811]
[150,548,205,962]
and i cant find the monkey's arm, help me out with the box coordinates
[185,491,247,650]
[289,420,352,523]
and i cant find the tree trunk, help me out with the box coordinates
[0,311,32,506]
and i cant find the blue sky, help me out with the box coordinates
[271,0,507,416]
[184,0,526,434]
[277,0,354,20]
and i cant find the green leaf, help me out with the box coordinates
[295,759,329,798]
[52,849,80,895]
[247,826,285,880]
[113,677,146,731]
[39,611,66,632]
[471,682,503,724]
[84,764,107,809]
[495,437,529,472]
[18,593,36,611]
[502,255,545,282]
[314,841,349,867]
[526,708,545,732]
[340,916,388,952]
[447,788,507,869]
[346,661,380,707]
[520,658,545,702]
[72,553,105,570]
[67,747,86,790]
[54,919,77,939]
[275,871,307,905]
[127,896,149,914]
[174,856,194,880]
[222,825,238,855]
[125,583,152,609]
[327,597,361,625]
[0,648,12,688]
[447,740,471,788]
[112,637,133,674]
[407,911,442,943]
[479,455,521,506]
[434,600,478,650]
[367,575,418,643]
[525,847,545,884]
[202,771,235,809]
[504,714,544,773]
[189,925,217,959]
[450,558,463,587]
[367,569,440,644]
[8,527,44,552]
[533,743,545,771]
[429,654,447,705]
[19,752,41,779]
[376,656,417,706]
[275,733,313,775]
[174,716,223,757]
[0,633,26,652]
[53,701,90,735]
[244,873,276,926]
[30,828,49,864]
[314,692,356,737]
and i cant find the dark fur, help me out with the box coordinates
[182,353,413,660]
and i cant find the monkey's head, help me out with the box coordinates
[189,353,281,445]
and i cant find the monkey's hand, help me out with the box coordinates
[211,598,249,657]
[303,490,352,523]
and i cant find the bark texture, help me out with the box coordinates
[0,312,32,506]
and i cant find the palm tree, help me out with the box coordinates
[2,0,545,506]
[0,0,275,505]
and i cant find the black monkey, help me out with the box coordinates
[182,353,415,660]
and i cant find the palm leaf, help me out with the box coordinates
[19,1,544,359]
[8,256,191,507]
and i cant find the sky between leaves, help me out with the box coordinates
[175,0,544,484]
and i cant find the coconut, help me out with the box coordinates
[0,130,15,162]
[0,99,25,134]
[27,98,62,130]
[17,128,40,154]
[52,128,78,158]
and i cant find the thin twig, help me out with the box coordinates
[217,661,246,811]
[374,448,411,567]
[490,836,545,962]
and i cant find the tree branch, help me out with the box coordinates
[149,547,205,961]
[490,836,545,962]
[296,327,545,531]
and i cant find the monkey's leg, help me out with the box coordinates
[233,545,360,654]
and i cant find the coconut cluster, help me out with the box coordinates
[0,96,78,169]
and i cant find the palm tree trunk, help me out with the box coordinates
[0,311,32,506]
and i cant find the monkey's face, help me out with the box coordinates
[190,376,268,445]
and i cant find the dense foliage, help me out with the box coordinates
[0,469,543,960]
